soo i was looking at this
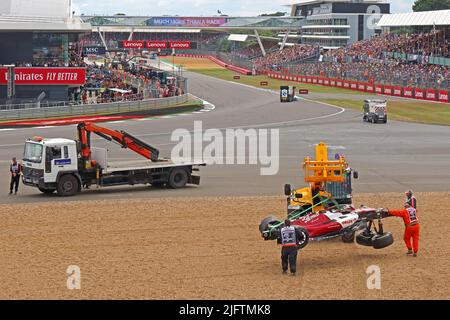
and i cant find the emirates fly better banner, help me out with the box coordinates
[0,68,86,85]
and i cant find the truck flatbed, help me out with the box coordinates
[104,159,206,173]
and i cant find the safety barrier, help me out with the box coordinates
[0,94,190,121]
[267,72,450,104]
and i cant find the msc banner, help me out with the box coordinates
[0,68,86,85]
[83,46,106,55]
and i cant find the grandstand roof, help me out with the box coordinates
[378,9,450,27]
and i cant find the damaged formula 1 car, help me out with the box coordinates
[259,205,394,250]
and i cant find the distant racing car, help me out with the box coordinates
[259,205,394,250]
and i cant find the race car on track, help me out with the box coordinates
[259,205,394,250]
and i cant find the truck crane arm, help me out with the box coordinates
[77,122,160,163]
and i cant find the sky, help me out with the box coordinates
[72,0,416,16]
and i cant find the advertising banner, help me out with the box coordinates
[330,79,336,86]
[384,86,393,95]
[358,83,366,91]
[366,84,375,92]
[393,86,402,97]
[83,46,106,55]
[375,84,383,94]
[148,17,227,27]
[120,41,145,49]
[0,67,86,85]
[146,41,168,49]
[426,89,436,101]
[318,78,324,85]
[337,80,343,87]
[438,90,449,103]
[403,87,413,98]
[343,81,350,89]
[350,82,358,90]
[415,88,425,99]
[324,79,330,86]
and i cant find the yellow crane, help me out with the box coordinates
[285,142,358,216]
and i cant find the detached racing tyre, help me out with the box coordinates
[259,215,281,240]
[38,188,55,195]
[342,231,355,243]
[168,168,188,189]
[356,231,375,247]
[295,226,310,249]
[372,232,394,249]
[56,175,80,197]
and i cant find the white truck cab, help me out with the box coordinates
[22,137,79,194]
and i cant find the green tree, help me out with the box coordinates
[413,0,450,12]
[259,12,287,17]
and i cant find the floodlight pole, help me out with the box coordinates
[97,27,112,59]
[280,29,291,51]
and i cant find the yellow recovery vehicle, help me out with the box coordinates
[284,142,358,216]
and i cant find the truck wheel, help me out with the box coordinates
[356,231,375,247]
[342,231,355,243]
[168,168,188,189]
[372,232,394,249]
[56,175,80,197]
[295,226,310,249]
[38,188,55,195]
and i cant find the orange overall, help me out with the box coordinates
[389,208,420,253]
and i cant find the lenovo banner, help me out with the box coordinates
[146,41,168,49]
[0,67,86,85]
[120,41,145,49]
[375,85,383,94]
[170,41,195,50]
[358,83,366,91]
[438,90,449,103]
[366,84,375,92]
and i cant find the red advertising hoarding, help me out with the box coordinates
[0,67,86,85]
[415,89,425,99]
[384,86,393,95]
[366,84,375,92]
[324,79,330,86]
[438,90,449,103]
[358,83,366,91]
[343,81,350,89]
[330,79,336,86]
[403,87,413,98]
[426,89,437,101]
[146,41,168,49]
[350,82,358,90]
[318,78,324,85]
[121,40,146,49]
[312,77,318,84]
[169,41,192,49]
[393,86,402,97]
[337,80,343,88]
[375,85,383,94]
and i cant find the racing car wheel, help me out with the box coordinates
[372,232,394,249]
[356,230,375,247]
[295,226,310,249]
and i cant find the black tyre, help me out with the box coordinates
[168,168,189,189]
[372,232,394,249]
[259,215,281,240]
[342,231,355,243]
[56,175,80,197]
[284,184,292,196]
[295,226,310,249]
[259,215,280,233]
[356,231,375,247]
[353,171,359,179]
[38,188,55,195]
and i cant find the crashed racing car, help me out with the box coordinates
[259,205,393,250]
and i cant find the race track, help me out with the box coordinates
[1,71,450,204]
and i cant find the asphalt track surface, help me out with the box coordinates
[1,71,450,204]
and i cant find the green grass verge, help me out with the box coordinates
[320,99,450,126]
[187,68,364,95]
